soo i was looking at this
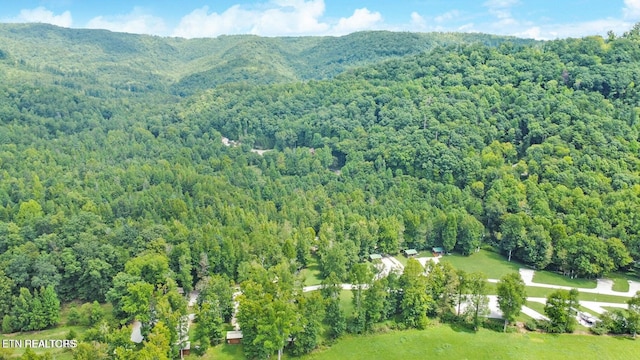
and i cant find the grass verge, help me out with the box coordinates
[303,325,640,360]
[532,271,596,289]
[440,250,522,279]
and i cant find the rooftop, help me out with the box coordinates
[226,331,243,340]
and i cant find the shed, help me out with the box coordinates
[180,341,191,356]
[432,247,445,256]
[226,331,243,344]
[369,254,382,261]
[403,249,418,257]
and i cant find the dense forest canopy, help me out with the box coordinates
[1,22,640,358]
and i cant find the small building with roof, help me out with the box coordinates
[369,254,382,261]
[226,331,243,344]
[432,247,445,257]
[403,249,418,257]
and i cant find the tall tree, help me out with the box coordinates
[425,261,459,318]
[39,285,60,328]
[289,291,324,356]
[544,289,577,333]
[496,272,526,331]
[349,263,372,334]
[465,272,489,331]
[399,259,431,329]
[363,278,388,331]
[192,300,223,355]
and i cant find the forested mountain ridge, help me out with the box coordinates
[1,22,640,359]
[0,23,534,96]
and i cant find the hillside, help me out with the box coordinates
[1,22,640,359]
[0,23,534,96]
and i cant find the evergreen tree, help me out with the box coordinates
[13,288,33,332]
[40,286,60,328]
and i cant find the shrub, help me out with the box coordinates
[524,319,538,331]
[590,321,608,335]
[1,315,14,333]
[67,305,81,326]
[481,318,504,332]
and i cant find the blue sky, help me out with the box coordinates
[1,0,639,39]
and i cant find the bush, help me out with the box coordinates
[590,321,608,335]
[600,310,629,335]
[481,318,504,332]
[2,315,14,333]
[67,305,81,326]
[524,319,538,331]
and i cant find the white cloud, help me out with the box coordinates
[483,0,519,8]
[12,6,72,27]
[410,12,425,24]
[458,23,476,32]
[172,0,331,38]
[511,18,633,40]
[331,8,383,35]
[86,7,166,35]
[434,10,460,23]
[624,0,640,19]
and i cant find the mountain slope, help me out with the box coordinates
[0,24,535,97]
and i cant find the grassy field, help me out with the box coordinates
[193,325,640,360]
[300,257,323,286]
[532,271,597,289]
[302,326,640,360]
[0,326,83,359]
[439,250,522,279]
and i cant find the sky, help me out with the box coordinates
[0,0,639,40]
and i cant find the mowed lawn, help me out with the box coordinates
[439,249,522,279]
[300,257,323,286]
[304,326,640,360]
[532,271,596,289]
[0,326,83,359]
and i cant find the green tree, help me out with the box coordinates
[496,272,526,331]
[500,213,526,262]
[425,261,459,318]
[627,291,640,338]
[321,272,346,339]
[0,270,14,320]
[442,212,458,253]
[456,213,483,255]
[399,259,431,329]
[40,286,60,328]
[465,272,489,331]
[192,300,223,355]
[290,291,324,356]
[544,289,577,333]
[348,263,372,334]
[13,288,33,332]
[378,216,402,254]
[363,278,388,330]
[137,321,171,360]
[72,342,109,360]
[121,281,155,329]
